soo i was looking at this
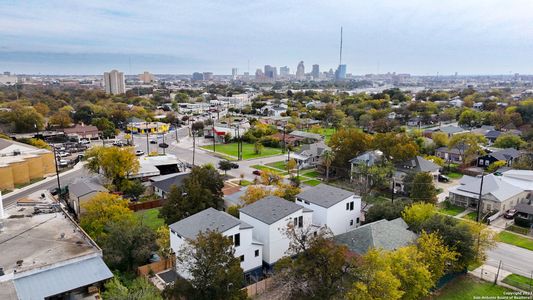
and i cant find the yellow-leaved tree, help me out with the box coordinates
[80,192,135,242]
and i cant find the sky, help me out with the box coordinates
[0,0,532,75]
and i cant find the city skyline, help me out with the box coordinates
[1,0,532,75]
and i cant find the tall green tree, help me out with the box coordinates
[493,133,526,149]
[321,150,335,181]
[407,172,438,204]
[329,128,373,177]
[274,228,356,299]
[372,132,419,163]
[92,117,117,138]
[9,106,45,132]
[167,230,247,300]
[102,220,158,272]
[448,133,487,166]
[160,165,224,224]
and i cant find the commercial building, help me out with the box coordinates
[0,191,113,299]
[279,66,290,78]
[311,64,320,79]
[264,65,277,80]
[335,64,346,80]
[192,72,204,81]
[103,69,125,95]
[127,121,170,134]
[296,61,305,80]
[0,139,55,191]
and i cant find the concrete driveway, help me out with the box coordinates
[435,178,460,203]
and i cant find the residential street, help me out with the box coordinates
[486,243,533,277]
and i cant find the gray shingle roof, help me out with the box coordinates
[397,156,440,173]
[239,195,303,225]
[515,203,533,215]
[488,148,521,161]
[333,218,417,254]
[169,208,250,240]
[289,130,323,141]
[69,180,107,198]
[296,184,353,208]
[150,173,190,193]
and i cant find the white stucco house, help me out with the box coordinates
[169,208,263,278]
[295,184,361,235]
[239,196,314,267]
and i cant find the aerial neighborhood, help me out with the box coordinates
[1,54,533,300]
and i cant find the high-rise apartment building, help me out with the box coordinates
[296,61,305,80]
[139,71,154,84]
[232,68,238,80]
[104,70,125,95]
[192,72,204,81]
[311,64,320,79]
[279,66,290,78]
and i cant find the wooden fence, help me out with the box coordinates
[137,257,175,277]
[242,277,273,298]
[129,199,164,212]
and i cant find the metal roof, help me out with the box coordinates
[296,184,354,208]
[150,173,190,193]
[13,256,113,300]
[239,195,303,225]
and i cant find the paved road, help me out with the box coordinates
[2,167,88,209]
[486,242,533,277]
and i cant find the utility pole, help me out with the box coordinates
[175,123,179,143]
[282,125,286,153]
[494,260,502,285]
[192,130,196,166]
[476,172,485,223]
[162,133,166,155]
[53,146,62,194]
[391,178,395,203]
[145,122,150,154]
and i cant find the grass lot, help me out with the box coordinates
[201,142,282,160]
[240,180,252,186]
[467,261,483,271]
[136,208,165,230]
[266,160,288,170]
[498,231,533,251]
[502,274,533,291]
[439,203,466,216]
[300,170,320,178]
[302,179,321,186]
[461,212,478,221]
[446,172,463,179]
[432,275,512,299]
[250,164,289,175]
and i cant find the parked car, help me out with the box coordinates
[49,187,59,196]
[438,174,450,183]
[135,150,145,156]
[504,209,517,219]
[252,170,262,176]
[58,159,69,167]
[150,140,157,144]
[230,162,239,169]
[79,139,90,144]
[58,152,69,157]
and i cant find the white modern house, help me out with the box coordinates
[169,208,263,278]
[295,184,361,235]
[239,196,313,267]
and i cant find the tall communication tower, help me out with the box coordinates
[339,26,343,66]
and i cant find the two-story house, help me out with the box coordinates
[239,196,313,268]
[169,208,263,278]
[295,184,361,235]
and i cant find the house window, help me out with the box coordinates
[350,220,354,226]
[234,233,240,247]
[356,217,360,224]
[255,250,259,257]
[349,201,354,211]
[346,203,350,210]
[298,216,303,228]
[304,200,310,205]
[240,255,245,262]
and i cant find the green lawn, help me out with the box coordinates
[439,204,466,216]
[461,212,478,221]
[136,208,165,230]
[302,179,321,186]
[201,142,281,160]
[446,172,463,179]
[365,195,393,205]
[502,274,533,291]
[498,231,533,251]
[250,164,288,175]
[301,170,320,178]
[432,275,512,299]
[266,160,288,170]
[240,180,252,186]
